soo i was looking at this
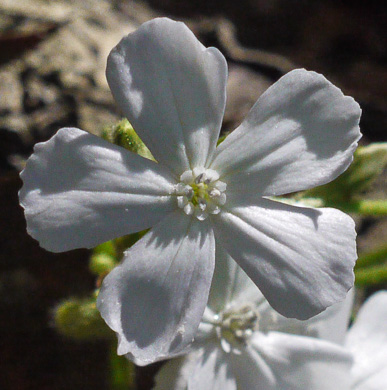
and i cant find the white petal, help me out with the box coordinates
[207,242,264,314]
[107,18,227,175]
[211,69,361,198]
[211,245,354,341]
[188,343,237,390]
[229,345,277,390]
[251,332,353,390]
[245,290,354,345]
[346,291,387,390]
[211,198,357,320]
[97,211,215,365]
[19,127,176,252]
[153,353,199,390]
[305,288,354,345]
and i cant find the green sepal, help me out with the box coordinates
[101,118,154,160]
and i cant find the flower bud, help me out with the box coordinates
[54,296,111,340]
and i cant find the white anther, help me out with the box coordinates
[209,188,221,198]
[184,203,194,215]
[207,203,220,214]
[198,200,207,211]
[177,196,188,208]
[195,209,208,221]
[185,187,194,199]
[217,193,227,205]
[214,181,227,192]
[220,338,231,353]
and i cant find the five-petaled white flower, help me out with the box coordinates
[154,255,387,390]
[154,253,354,389]
[19,18,361,365]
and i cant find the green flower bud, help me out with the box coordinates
[93,240,117,258]
[54,296,111,340]
[89,253,117,276]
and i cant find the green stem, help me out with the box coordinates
[326,199,387,216]
[355,264,387,286]
[356,244,387,269]
[110,343,135,390]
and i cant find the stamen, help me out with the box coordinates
[209,189,221,198]
[185,187,194,199]
[184,203,194,215]
[217,304,259,351]
[198,200,207,211]
[177,196,188,208]
[175,168,227,220]
[217,193,226,205]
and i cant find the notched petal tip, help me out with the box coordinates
[19,126,177,253]
[106,17,227,175]
[212,67,362,199]
[212,200,358,321]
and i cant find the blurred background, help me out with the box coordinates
[0,0,386,389]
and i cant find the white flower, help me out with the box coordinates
[19,18,361,364]
[154,254,387,390]
[346,291,387,390]
[154,251,356,390]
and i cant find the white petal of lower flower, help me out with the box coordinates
[97,210,215,365]
[211,198,357,320]
[346,291,387,390]
[188,344,237,390]
[251,332,353,390]
[19,127,177,252]
[107,18,227,176]
[229,345,277,390]
[153,353,200,390]
[211,69,361,198]
[305,288,354,345]
[207,242,264,314]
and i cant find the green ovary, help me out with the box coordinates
[190,182,209,206]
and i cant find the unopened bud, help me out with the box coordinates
[54,296,111,340]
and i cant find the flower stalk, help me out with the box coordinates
[325,199,387,216]
[110,344,136,390]
[355,264,387,286]
[356,244,387,269]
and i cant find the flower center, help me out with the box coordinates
[175,168,227,221]
[215,305,259,352]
